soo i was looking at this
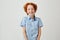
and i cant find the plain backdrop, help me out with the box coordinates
[0,0,60,40]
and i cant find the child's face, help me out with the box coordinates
[27,5,35,16]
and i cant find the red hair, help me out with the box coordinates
[23,2,37,15]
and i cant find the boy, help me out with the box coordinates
[20,2,43,40]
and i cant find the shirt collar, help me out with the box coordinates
[27,15,36,21]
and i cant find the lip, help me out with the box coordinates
[29,12,33,13]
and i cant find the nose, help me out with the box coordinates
[30,9,32,13]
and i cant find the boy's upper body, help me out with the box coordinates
[20,15,43,40]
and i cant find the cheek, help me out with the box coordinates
[32,10,35,12]
[26,10,30,15]
[32,10,35,13]
[27,10,29,13]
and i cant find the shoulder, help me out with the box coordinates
[22,16,27,20]
[35,17,41,20]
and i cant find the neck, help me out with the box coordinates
[30,15,35,19]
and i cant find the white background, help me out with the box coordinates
[0,0,60,40]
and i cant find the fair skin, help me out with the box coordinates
[22,5,41,40]
[37,28,41,40]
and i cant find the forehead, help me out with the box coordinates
[27,5,34,8]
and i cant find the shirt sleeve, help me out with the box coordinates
[20,17,26,27]
[38,18,43,28]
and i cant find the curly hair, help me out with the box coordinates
[23,2,37,15]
